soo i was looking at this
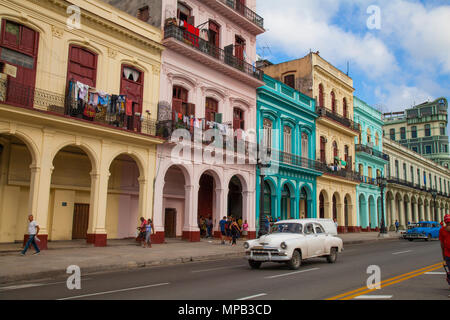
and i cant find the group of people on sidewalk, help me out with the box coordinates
[137,217,155,248]
[218,216,249,246]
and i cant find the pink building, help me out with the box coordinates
[103,0,265,242]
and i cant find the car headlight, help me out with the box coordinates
[280,242,287,250]
[244,242,250,249]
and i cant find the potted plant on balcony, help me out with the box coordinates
[165,17,177,27]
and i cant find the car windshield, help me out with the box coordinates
[418,223,431,228]
[272,223,302,234]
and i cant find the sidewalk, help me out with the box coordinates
[0,232,400,284]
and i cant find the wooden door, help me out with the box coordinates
[120,65,143,132]
[164,209,177,238]
[72,204,90,239]
[67,45,97,87]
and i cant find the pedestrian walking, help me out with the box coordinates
[242,220,249,240]
[334,218,338,229]
[219,216,227,244]
[144,218,155,248]
[395,220,400,233]
[225,216,232,244]
[21,215,40,256]
[264,215,270,234]
[439,214,450,296]
[137,217,147,247]
[230,218,240,246]
[206,217,213,238]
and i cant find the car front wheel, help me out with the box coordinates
[326,247,338,263]
[248,260,262,269]
[425,234,431,241]
[287,250,302,270]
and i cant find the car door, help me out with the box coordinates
[304,223,323,257]
[313,223,327,255]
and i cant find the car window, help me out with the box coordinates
[273,223,302,234]
[304,224,314,235]
[314,224,325,234]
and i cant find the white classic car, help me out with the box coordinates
[244,219,344,270]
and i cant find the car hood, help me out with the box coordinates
[256,233,302,246]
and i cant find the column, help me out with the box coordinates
[182,184,200,242]
[413,201,419,223]
[152,158,165,243]
[27,131,55,250]
[243,190,256,239]
[214,187,225,238]
[86,169,110,247]
[398,198,405,228]
[406,200,412,225]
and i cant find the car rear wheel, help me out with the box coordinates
[287,250,302,270]
[248,260,262,269]
[326,247,338,263]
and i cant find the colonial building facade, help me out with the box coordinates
[0,0,164,247]
[105,0,265,242]
[256,75,321,233]
[383,97,450,168]
[354,97,389,231]
[263,52,360,233]
[384,137,450,230]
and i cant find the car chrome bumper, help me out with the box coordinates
[403,233,427,239]
[245,249,290,262]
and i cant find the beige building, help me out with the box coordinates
[0,0,164,247]
[384,137,450,229]
[263,52,361,232]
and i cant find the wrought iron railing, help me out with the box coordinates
[355,144,390,161]
[316,106,361,132]
[217,0,264,28]
[0,78,158,136]
[163,25,264,81]
[359,175,378,185]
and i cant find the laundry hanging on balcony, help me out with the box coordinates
[68,80,139,127]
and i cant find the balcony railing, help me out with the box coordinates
[267,150,322,172]
[163,24,263,81]
[0,78,158,136]
[316,106,361,132]
[217,0,264,28]
[359,175,378,185]
[355,144,390,161]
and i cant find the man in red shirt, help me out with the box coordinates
[440,214,450,295]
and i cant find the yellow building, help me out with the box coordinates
[0,0,164,247]
[263,52,360,232]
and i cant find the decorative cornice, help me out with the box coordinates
[51,25,64,38]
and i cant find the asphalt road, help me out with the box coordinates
[0,238,448,300]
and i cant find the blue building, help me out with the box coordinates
[256,75,322,232]
[354,97,389,231]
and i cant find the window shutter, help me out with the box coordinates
[19,26,35,55]
[215,113,223,124]
[172,98,183,113]
[224,44,234,66]
[187,103,196,116]
[187,16,195,26]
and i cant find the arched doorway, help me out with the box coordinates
[162,165,188,239]
[50,145,93,241]
[0,134,34,243]
[263,180,274,220]
[280,183,292,220]
[319,190,329,219]
[332,193,339,221]
[299,186,310,218]
[368,196,376,229]
[228,176,243,221]
[198,171,218,239]
[105,154,141,240]
[359,194,367,229]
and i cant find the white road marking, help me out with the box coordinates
[0,284,42,291]
[264,268,319,279]
[191,265,247,273]
[57,282,170,300]
[392,250,412,255]
[237,293,267,300]
[425,272,447,275]
[354,295,393,300]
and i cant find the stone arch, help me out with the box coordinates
[280,180,295,220]
[50,140,99,174]
[0,128,40,167]
[319,189,330,219]
[105,148,147,180]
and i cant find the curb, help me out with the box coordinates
[0,237,402,285]
[0,252,246,285]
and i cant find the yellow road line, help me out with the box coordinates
[326,262,444,300]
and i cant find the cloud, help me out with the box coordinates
[257,0,398,78]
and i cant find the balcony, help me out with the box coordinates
[355,144,390,162]
[0,79,158,137]
[266,150,322,172]
[199,0,264,34]
[358,176,378,186]
[163,25,264,87]
[316,106,360,134]
[315,161,361,182]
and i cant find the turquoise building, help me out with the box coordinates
[256,75,322,233]
[354,97,389,231]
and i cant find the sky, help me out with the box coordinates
[255,0,450,114]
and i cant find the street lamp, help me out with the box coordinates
[257,145,271,238]
[377,176,388,235]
